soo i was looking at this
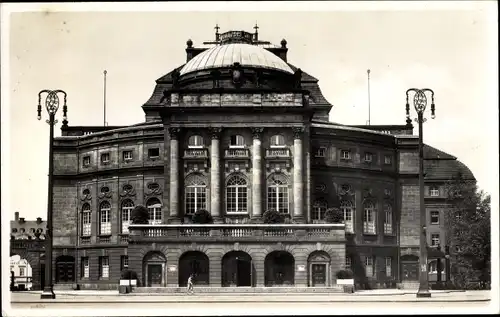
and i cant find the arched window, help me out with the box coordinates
[99,201,111,235]
[312,199,327,221]
[270,134,285,147]
[147,198,162,225]
[81,203,92,236]
[185,174,207,215]
[341,201,354,233]
[363,201,376,234]
[188,135,204,148]
[121,200,134,233]
[230,135,245,148]
[226,174,248,213]
[267,174,289,213]
[383,203,393,234]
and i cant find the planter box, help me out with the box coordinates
[336,279,354,285]
[119,279,137,286]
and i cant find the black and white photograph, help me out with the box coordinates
[1,1,498,316]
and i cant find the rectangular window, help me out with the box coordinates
[19,267,25,277]
[314,147,326,158]
[364,152,373,162]
[101,152,110,164]
[431,233,440,247]
[226,186,248,213]
[99,256,109,279]
[83,156,91,167]
[385,257,392,277]
[100,209,111,235]
[430,187,439,197]
[341,150,351,160]
[430,210,440,224]
[230,135,245,148]
[365,257,374,277]
[363,209,376,234]
[345,257,351,270]
[82,211,91,236]
[148,148,160,158]
[384,209,393,234]
[384,155,392,165]
[123,150,133,161]
[120,255,129,271]
[81,257,89,278]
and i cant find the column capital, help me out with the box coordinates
[209,127,222,139]
[168,127,181,139]
[251,127,264,139]
[292,127,305,139]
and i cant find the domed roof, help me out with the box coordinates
[179,43,294,76]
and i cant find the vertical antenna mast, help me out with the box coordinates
[367,69,371,125]
[103,70,107,126]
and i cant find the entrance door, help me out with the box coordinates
[402,262,419,281]
[148,264,163,287]
[311,264,326,286]
[236,259,252,286]
[40,264,45,290]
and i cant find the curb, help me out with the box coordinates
[11,299,491,304]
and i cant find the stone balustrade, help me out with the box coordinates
[184,148,209,159]
[224,148,250,158]
[128,224,345,243]
[265,148,290,158]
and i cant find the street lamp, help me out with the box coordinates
[405,88,435,298]
[38,90,68,299]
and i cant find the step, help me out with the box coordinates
[133,286,344,293]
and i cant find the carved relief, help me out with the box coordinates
[209,127,222,139]
[315,183,327,193]
[338,183,354,198]
[185,162,208,173]
[251,127,264,139]
[98,186,112,200]
[225,161,249,173]
[292,127,305,139]
[80,188,92,202]
[168,127,181,139]
[266,161,291,173]
[120,183,136,198]
[144,182,162,198]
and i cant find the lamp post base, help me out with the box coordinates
[416,289,432,298]
[40,288,56,299]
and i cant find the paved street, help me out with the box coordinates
[5,290,496,316]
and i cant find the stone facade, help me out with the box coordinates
[13,28,476,291]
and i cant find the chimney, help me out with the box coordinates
[36,217,43,224]
[15,211,19,221]
[19,217,25,224]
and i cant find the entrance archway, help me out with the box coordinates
[401,254,419,281]
[221,251,254,287]
[142,251,167,287]
[178,251,209,286]
[55,255,75,284]
[264,251,295,286]
[307,251,331,287]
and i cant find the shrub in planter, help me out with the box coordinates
[192,209,213,224]
[325,207,343,224]
[131,205,149,224]
[336,269,354,280]
[263,209,285,224]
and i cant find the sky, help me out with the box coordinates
[1,2,498,222]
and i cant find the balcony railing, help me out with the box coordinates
[265,148,290,159]
[224,148,250,159]
[128,224,345,242]
[184,148,209,159]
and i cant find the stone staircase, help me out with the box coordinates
[133,286,344,294]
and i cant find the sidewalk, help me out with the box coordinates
[18,289,466,296]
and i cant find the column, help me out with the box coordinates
[168,128,180,222]
[292,127,305,223]
[210,128,222,222]
[251,128,264,222]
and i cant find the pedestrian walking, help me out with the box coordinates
[186,273,194,295]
